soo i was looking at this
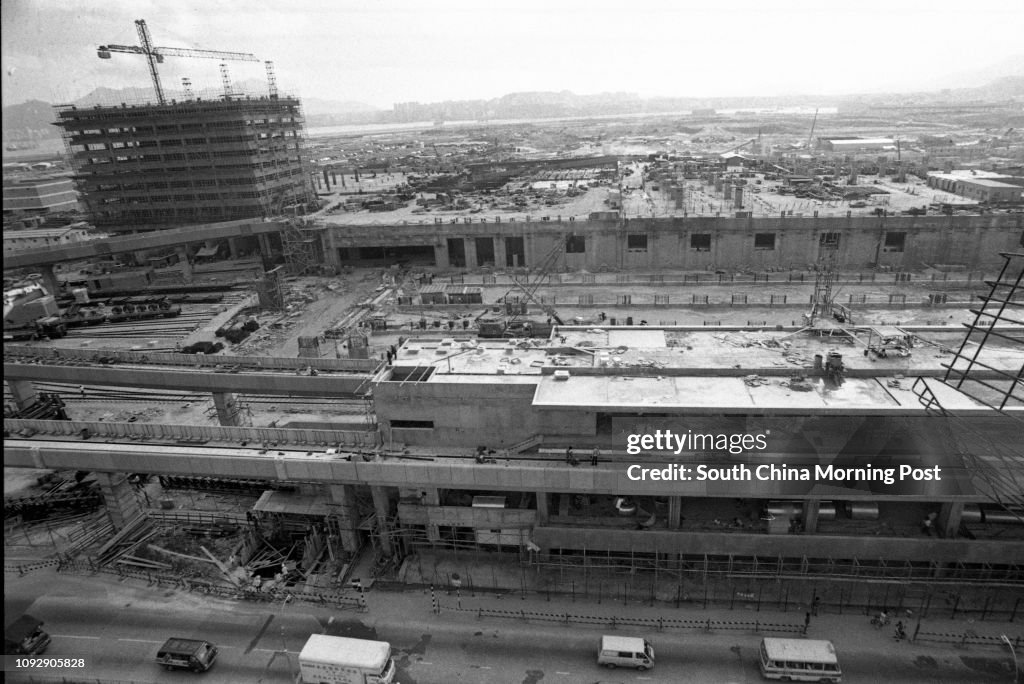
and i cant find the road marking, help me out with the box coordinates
[419,661,433,665]
[480,666,492,670]
[118,638,162,644]
[51,635,100,640]
[556,671,572,675]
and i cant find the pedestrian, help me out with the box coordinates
[803,611,811,634]
[565,446,578,466]
[591,447,600,467]
[79,385,86,398]
[812,595,820,616]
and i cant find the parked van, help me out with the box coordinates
[597,635,655,671]
[155,638,218,673]
[759,637,841,682]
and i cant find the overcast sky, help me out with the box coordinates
[3,0,1023,108]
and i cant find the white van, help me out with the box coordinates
[597,635,655,671]
[758,637,841,683]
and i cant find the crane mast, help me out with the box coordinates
[97,19,259,105]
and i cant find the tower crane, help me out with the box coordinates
[97,19,259,105]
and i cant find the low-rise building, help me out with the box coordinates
[3,223,92,253]
[2,176,80,215]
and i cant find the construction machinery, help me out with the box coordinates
[97,19,259,105]
[479,240,565,338]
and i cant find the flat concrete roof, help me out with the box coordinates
[531,373,996,414]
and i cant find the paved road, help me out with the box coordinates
[5,570,1018,683]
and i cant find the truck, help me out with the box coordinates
[298,634,396,684]
[155,637,218,672]
[4,614,51,655]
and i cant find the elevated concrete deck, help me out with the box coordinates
[3,219,289,269]
[4,362,372,397]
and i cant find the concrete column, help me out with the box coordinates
[803,499,820,534]
[176,246,193,283]
[938,501,963,539]
[326,484,361,553]
[493,237,507,269]
[257,234,273,259]
[370,485,394,556]
[535,491,549,524]
[7,380,39,411]
[433,244,449,268]
[422,488,441,542]
[667,496,682,530]
[463,238,478,269]
[212,392,242,426]
[228,237,240,259]
[94,472,142,530]
[40,264,61,297]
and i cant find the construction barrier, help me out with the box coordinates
[459,605,803,635]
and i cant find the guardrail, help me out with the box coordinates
[454,604,804,635]
[5,418,378,449]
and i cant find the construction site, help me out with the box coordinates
[5,19,1024,633]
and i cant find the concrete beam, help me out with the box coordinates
[3,439,983,502]
[4,363,371,398]
[3,219,288,270]
[532,526,1024,565]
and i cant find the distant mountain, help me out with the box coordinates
[2,100,61,142]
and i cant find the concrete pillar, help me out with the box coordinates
[433,243,449,269]
[668,496,682,530]
[535,491,549,524]
[257,233,273,259]
[938,501,963,539]
[422,488,441,542]
[40,264,61,297]
[463,238,478,269]
[494,237,507,269]
[228,237,240,259]
[326,484,361,553]
[94,472,142,530]
[176,245,193,283]
[7,380,39,411]
[212,392,242,426]
[370,485,394,556]
[803,499,820,534]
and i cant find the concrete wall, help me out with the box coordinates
[375,379,540,447]
[323,214,1022,272]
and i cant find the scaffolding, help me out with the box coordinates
[281,220,323,276]
[913,251,1024,520]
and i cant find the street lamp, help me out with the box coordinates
[1002,634,1020,684]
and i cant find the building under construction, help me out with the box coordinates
[53,96,317,231]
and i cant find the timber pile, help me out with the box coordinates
[94,515,157,565]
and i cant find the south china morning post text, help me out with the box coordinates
[623,429,943,485]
